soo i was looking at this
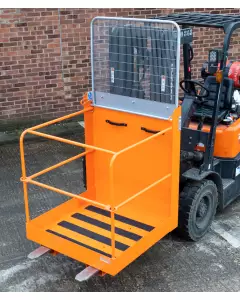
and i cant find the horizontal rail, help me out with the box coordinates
[22,178,109,210]
[27,130,116,155]
[109,126,172,208]
[109,126,172,257]
[26,107,93,132]
[115,173,171,210]
[111,126,172,167]
[28,150,93,180]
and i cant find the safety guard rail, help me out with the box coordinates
[20,106,172,258]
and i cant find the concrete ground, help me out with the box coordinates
[0,128,239,292]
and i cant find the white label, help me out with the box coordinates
[181,28,192,38]
[100,256,111,264]
[161,75,166,92]
[111,67,114,83]
[235,166,240,177]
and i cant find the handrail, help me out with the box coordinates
[19,106,113,223]
[109,126,172,257]
[109,126,172,209]
[20,104,174,260]
[115,173,171,210]
[24,106,93,132]
[27,130,116,155]
[110,126,172,167]
[28,150,93,180]
[24,178,109,210]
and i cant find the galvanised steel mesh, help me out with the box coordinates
[91,17,180,117]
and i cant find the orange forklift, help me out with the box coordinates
[20,14,240,281]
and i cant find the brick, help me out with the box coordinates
[12,64,25,70]
[48,34,60,39]
[46,83,57,88]
[41,11,53,16]
[31,49,43,54]
[9,37,23,41]
[45,75,57,79]
[23,36,36,41]
[14,83,26,87]
[15,22,27,27]
[2,42,18,47]
[60,11,71,15]
[0,75,12,80]
[7,87,20,92]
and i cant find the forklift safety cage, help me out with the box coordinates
[91,17,181,120]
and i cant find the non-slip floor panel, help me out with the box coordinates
[46,229,111,258]
[46,205,155,258]
[85,205,155,232]
[72,213,142,241]
[58,220,129,251]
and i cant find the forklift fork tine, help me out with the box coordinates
[75,266,100,282]
[28,246,50,260]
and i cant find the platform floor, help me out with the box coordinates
[0,130,239,292]
[32,202,155,259]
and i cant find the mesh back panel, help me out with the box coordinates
[91,17,180,118]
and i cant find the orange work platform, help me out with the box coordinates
[20,95,181,277]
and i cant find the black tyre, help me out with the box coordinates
[176,179,218,241]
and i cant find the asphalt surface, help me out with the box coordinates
[0,129,239,292]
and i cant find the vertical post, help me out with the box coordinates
[170,107,181,222]
[90,18,95,104]
[182,26,191,92]
[110,210,116,258]
[109,156,116,259]
[20,133,30,223]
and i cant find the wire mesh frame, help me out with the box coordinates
[91,17,181,119]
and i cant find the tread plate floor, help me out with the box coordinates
[47,205,155,258]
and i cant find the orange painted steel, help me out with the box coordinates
[20,95,181,275]
[20,137,30,223]
[24,106,93,132]
[109,125,172,209]
[107,126,172,257]
[25,178,109,210]
[27,130,116,155]
[189,118,240,158]
[115,173,171,210]
[20,105,95,223]
[29,150,93,180]
[101,124,173,257]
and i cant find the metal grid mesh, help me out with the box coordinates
[91,17,180,108]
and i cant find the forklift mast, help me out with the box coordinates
[156,13,240,173]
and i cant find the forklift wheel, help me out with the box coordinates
[177,179,218,241]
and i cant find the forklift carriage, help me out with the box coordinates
[20,14,240,281]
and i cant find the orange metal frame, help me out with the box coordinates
[20,94,181,274]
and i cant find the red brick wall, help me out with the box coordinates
[1,8,240,126]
